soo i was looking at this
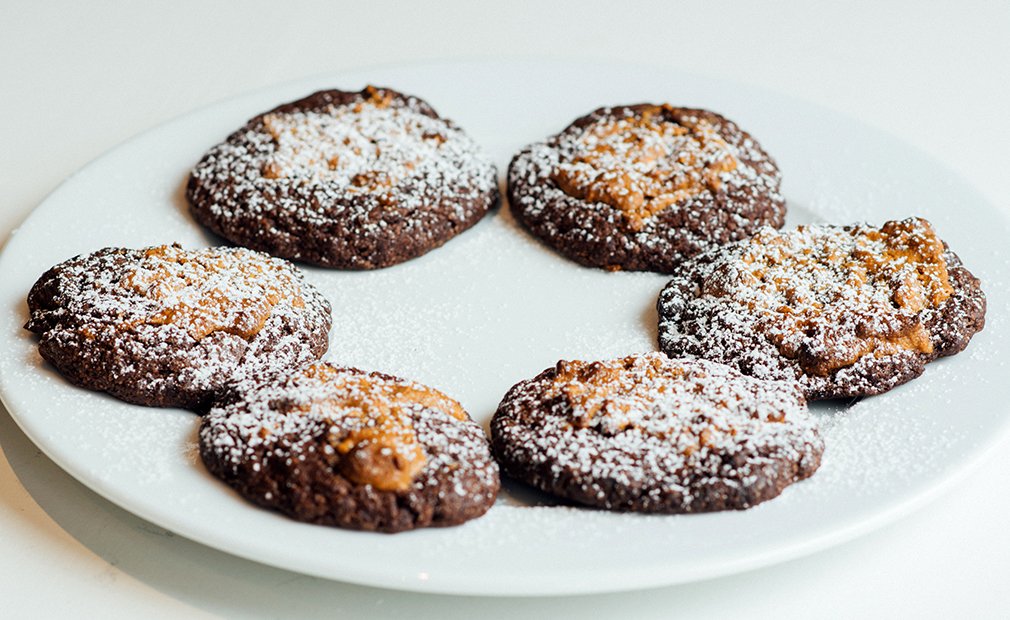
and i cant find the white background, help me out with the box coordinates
[2,1,1009,618]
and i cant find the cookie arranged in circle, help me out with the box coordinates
[200,363,500,532]
[657,218,987,400]
[187,86,501,269]
[490,353,823,513]
[507,104,785,273]
[24,244,331,412]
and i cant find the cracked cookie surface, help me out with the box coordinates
[25,244,331,412]
[187,86,500,269]
[491,353,822,513]
[507,104,785,273]
[657,218,987,399]
[200,362,500,532]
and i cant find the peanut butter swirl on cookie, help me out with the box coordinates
[508,104,785,273]
[24,244,331,412]
[292,363,466,491]
[551,105,738,231]
[121,244,307,341]
[199,363,499,532]
[658,217,986,399]
[491,353,823,513]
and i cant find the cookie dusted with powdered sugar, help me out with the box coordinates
[200,363,500,533]
[507,104,785,272]
[657,218,986,400]
[24,244,331,412]
[187,86,500,269]
[490,353,822,513]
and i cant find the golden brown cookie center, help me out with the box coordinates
[259,86,444,194]
[548,354,679,430]
[298,364,466,491]
[551,106,738,231]
[121,245,305,341]
[545,353,780,455]
[710,218,952,376]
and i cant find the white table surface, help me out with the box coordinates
[3,1,1009,617]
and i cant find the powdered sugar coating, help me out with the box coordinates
[187,87,500,269]
[121,244,310,340]
[24,244,331,412]
[491,353,823,513]
[658,219,987,399]
[507,105,785,273]
[200,363,500,532]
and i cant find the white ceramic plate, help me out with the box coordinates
[1,60,1007,596]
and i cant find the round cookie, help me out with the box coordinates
[200,363,500,532]
[24,244,331,412]
[507,104,785,273]
[187,86,500,269]
[490,353,823,513]
[657,218,987,400]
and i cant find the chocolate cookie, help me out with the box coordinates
[490,353,823,513]
[187,86,500,269]
[507,104,785,272]
[657,218,987,400]
[24,244,331,412]
[200,363,500,532]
